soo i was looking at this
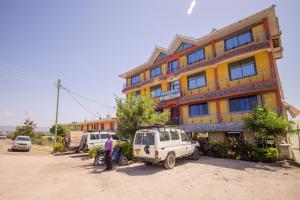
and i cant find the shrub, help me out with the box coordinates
[88,146,104,158]
[114,141,133,160]
[199,138,279,163]
[54,143,67,153]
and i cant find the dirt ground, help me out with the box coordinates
[0,139,300,200]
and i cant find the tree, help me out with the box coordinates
[116,94,168,139]
[245,106,295,139]
[14,119,37,139]
[49,124,80,137]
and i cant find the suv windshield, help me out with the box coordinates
[16,137,31,141]
[135,132,155,145]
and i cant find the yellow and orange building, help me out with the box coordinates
[76,115,118,132]
[119,6,284,143]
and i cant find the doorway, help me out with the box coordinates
[170,107,181,125]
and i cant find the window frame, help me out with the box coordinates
[189,103,209,117]
[159,131,171,142]
[168,60,179,74]
[150,65,162,78]
[187,72,206,90]
[150,85,162,98]
[224,30,253,51]
[228,57,257,81]
[131,74,140,85]
[229,95,258,113]
[187,48,205,65]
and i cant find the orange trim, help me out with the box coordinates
[216,100,221,123]
[212,40,216,57]
[213,67,219,90]
[262,17,270,40]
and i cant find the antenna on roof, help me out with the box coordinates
[210,28,218,33]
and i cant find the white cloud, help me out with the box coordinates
[187,0,196,15]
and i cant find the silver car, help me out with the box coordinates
[12,136,32,151]
[0,132,7,140]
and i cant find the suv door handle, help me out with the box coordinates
[161,147,165,150]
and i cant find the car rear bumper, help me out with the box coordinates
[12,145,31,150]
[134,156,162,163]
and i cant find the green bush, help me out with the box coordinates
[54,143,67,153]
[199,138,279,163]
[88,146,104,158]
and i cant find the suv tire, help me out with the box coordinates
[164,153,176,169]
[192,148,200,160]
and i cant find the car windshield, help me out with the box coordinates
[134,132,155,145]
[16,137,31,141]
[90,134,100,140]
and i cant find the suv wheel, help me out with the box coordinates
[192,148,200,160]
[164,153,176,169]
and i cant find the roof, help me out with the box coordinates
[76,117,118,125]
[119,5,280,78]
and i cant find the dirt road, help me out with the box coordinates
[0,139,300,200]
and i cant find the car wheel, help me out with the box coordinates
[192,148,200,160]
[119,155,128,166]
[164,153,176,169]
[144,161,152,166]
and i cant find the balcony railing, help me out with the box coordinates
[123,30,269,92]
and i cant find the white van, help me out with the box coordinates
[133,126,200,169]
[86,132,117,150]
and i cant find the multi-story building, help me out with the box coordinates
[76,114,118,132]
[119,6,284,143]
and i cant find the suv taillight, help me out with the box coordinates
[155,150,159,159]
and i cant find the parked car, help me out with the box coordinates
[86,132,118,150]
[0,132,7,140]
[133,125,200,169]
[64,131,84,149]
[12,135,32,151]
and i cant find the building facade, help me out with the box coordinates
[76,115,118,132]
[119,6,284,143]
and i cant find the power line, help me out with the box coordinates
[61,85,115,110]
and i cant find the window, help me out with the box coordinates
[189,103,209,117]
[150,85,162,98]
[168,60,179,73]
[225,31,252,51]
[155,109,163,114]
[170,131,180,140]
[155,52,169,63]
[229,95,257,112]
[135,91,141,97]
[187,48,205,64]
[100,134,109,139]
[188,72,206,90]
[180,132,188,142]
[229,57,256,80]
[170,80,180,91]
[142,133,155,145]
[227,132,241,140]
[175,42,192,53]
[159,131,170,141]
[90,134,100,140]
[131,74,140,85]
[150,66,162,78]
[134,133,143,144]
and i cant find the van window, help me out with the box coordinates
[180,132,188,142]
[90,134,100,140]
[159,131,170,142]
[100,134,109,139]
[170,131,180,140]
[134,132,155,145]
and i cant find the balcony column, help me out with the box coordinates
[216,100,221,123]
[262,17,270,41]
[211,40,216,58]
[268,52,277,80]
[213,66,219,90]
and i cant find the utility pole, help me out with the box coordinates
[53,79,61,152]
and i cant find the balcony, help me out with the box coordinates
[122,31,269,93]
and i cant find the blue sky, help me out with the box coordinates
[0,0,299,127]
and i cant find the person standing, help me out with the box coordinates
[104,134,113,170]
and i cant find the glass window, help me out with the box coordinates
[188,73,206,90]
[225,31,252,51]
[131,74,140,85]
[135,91,141,97]
[134,133,143,144]
[155,109,163,114]
[142,133,155,145]
[150,66,162,78]
[170,131,180,140]
[151,85,162,98]
[229,95,257,112]
[189,103,209,116]
[155,52,169,63]
[100,134,109,139]
[90,134,100,140]
[227,132,241,140]
[187,49,205,65]
[229,57,256,80]
[170,80,180,91]
[159,131,170,142]
[168,60,179,73]
[180,132,188,142]
[175,42,193,53]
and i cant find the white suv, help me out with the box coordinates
[12,135,32,151]
[133,126,200,169]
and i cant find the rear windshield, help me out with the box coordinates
[16,137,31,141]
[90,134,100,140]
[100,134,117,140]
[134,132,155,145]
